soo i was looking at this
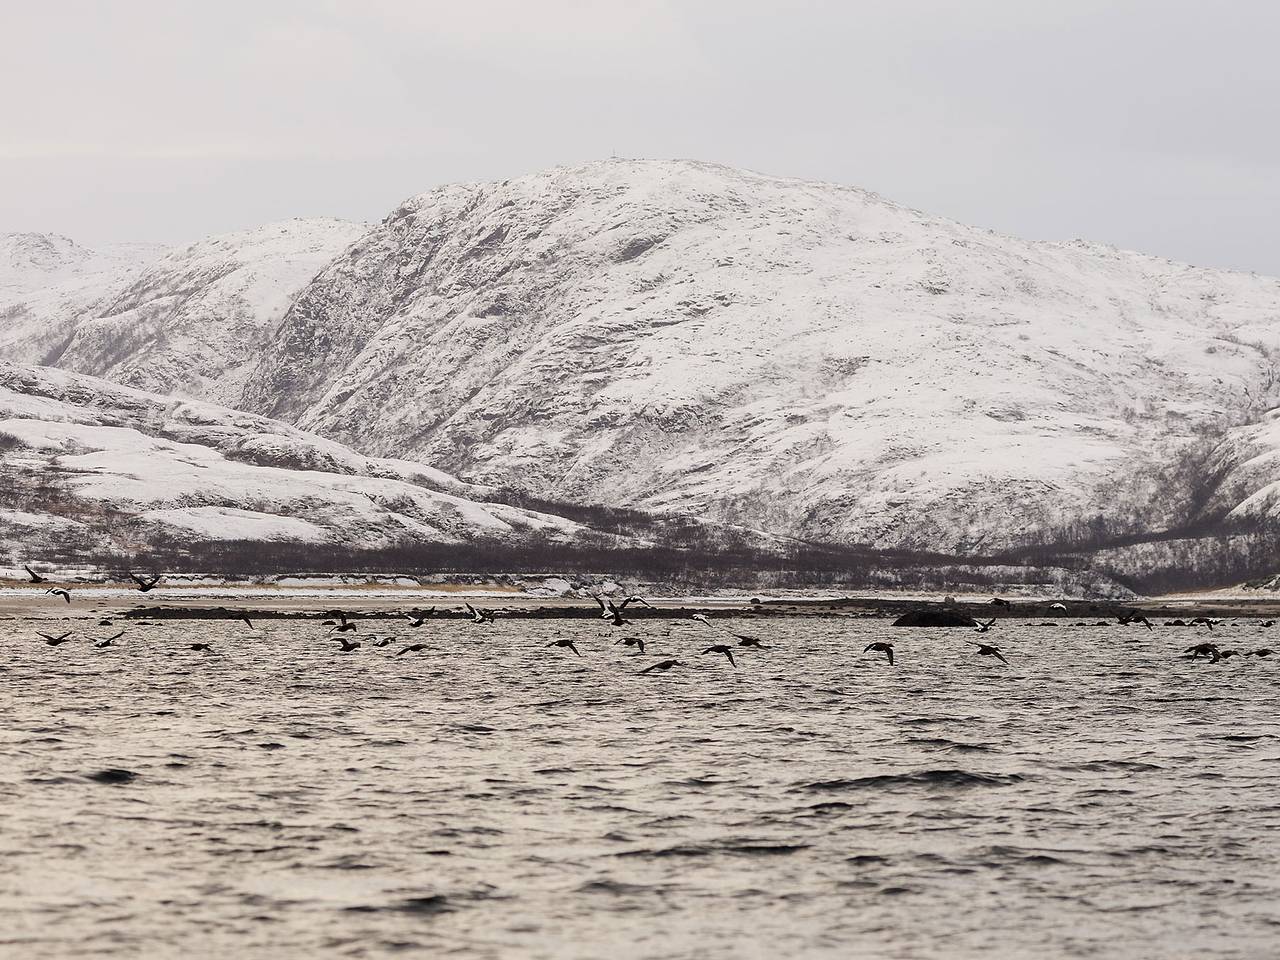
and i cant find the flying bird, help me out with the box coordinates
[736,636,769,648]
[91,631,125,648]
[372,636,396,648]
[336,637,361,652]
[396,643,429,656]
[466,603,495,624]
[1118,613,1154,630]
[701,644,736,667]
[405,609,435,627]
[975,618,996,633]
[547,637,582,657]
[24,564,47,583]
[130,574,162,592]
[189,643,214,652]
[864,641,894,665]
[638,659,682,675]
[37,632,73,646]
[967,641,1009,664]
[1183,642,1220,662]
[614,637,646,655]
[46,587,71,604]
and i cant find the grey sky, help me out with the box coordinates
[3,0,1278,274]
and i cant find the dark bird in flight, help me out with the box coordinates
[638,659,682,674]
[331,620,358,633]
[1188,617,1219,630]
[547,637,582,657]
[396,643,429,656]
[189,643,214,652]
[336,637,361,652]
[321,609,349,626]
[864,641,894,665]
[92,631,125,648]
[38,632,73,646]
[593,595,645,626]
[967,641,1009,664]
[46,587,71,603]
[372,636,395,648]
[701,644,736,667]
[1118,613,1154,630]
[130,573,162,592]
[466,603,495,624]
[614,637,646,654]
[24,564,47,583]
[736,636,769,648]
[1184,642,1220,662]
[975,618,996,633]
[405,609,435,627]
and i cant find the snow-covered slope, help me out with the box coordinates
[0,232,166,295]
[0,220,362,407]
[235,159,1280,550]
[0,363,608,558]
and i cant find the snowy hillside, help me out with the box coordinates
[0,220,362,407]
[0,363,612,561]
[234,159,1280,550]
[0,232,166,295]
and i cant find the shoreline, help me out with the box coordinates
[4,583,1280,620]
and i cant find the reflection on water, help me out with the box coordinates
[2,616,1279,958]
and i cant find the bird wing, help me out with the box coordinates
[994,650,1009,664]
[726,650,736,667]
[886,648,894,665]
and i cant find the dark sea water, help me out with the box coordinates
[3,615,1279,958]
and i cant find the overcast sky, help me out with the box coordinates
[3,1,1278,273]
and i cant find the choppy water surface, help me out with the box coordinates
[3,615,1280,958]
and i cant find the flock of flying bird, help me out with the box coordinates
[14,565,1279,669]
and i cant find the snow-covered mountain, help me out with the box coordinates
[0,363,615,562]
[0,232,166,295]
[234,159,1280,550]
[0,220,362,407]
[9,161,1280,555]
